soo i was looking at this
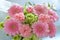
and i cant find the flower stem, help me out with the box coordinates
[21,37,24,40]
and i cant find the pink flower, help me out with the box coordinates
[13,12,25,22]
[8,5,23,17]
[26,7,33,13]
[33,5,48,15]
[32,21,49,37]
[38,14,52,23]
[19,24,32,37]
[48,22,56,38]
[48,9,59,22]
[4,18,21,36]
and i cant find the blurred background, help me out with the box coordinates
[0,0,60,40]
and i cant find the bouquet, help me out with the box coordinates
[0,2,59,40]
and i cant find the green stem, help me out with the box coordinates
[21,37,24,40]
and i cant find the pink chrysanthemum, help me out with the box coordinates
[32,21,49,37]
[38,14,52,22]
[48,9,59,22]
[4,18,21,36]
[26,7,33,13]
[13,12,25,22]
[48,22,56,38]
[19,24,32,37]
[8,5,23,17]
[33,5,48,15]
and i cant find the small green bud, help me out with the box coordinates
[0,22,4,29]
[24,13,38,25]
[5,16,10,19]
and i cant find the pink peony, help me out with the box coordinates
[13,12,25,22]
[32,21,49,37]
[8,5,23,17]
[38,14,52,23]
[48,22,56,38]
[19,24,32,37]
[4,18,21,36]
[26,7,33,13]
[48,9,59,22]
[33,5,48,15]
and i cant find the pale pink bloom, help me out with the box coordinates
[33,5,48,15]
[48,9,59,22]
[26,7,33,13]
[38,14,52,23]
[48,22,56,38]
[13,12,25,22]
[32,21,49,37]
[4,18,21,36]
[8,5,23,17]
[19,24,32,37]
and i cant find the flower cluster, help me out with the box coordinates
[3,4,58,40]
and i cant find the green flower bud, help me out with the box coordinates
[5,16,10,19]
[24,13,38,25]
[0,22,4,29]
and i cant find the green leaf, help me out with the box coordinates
[28,2,32,5]
[23,34,39,40]
[23,34,40,40]
[0,22,4,29]
[48,3,50,8]
[12,35,21,40]
[5,16,10,19]
[30,34,39,40]
[24,9,28,15]
[23,38,30,40]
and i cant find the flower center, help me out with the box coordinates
[38,27,43,32]
[15,9,20,13]
[12,25,16,29]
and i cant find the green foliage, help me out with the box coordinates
[5,16,10,19]
[0,22,4,29]
[48,3,50,8]
[24,13,38,25]
[24,8,28,15]
[12,35,21,40]
[23,38,30,40]
[30,34,39,40]
[23,34,39,40]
